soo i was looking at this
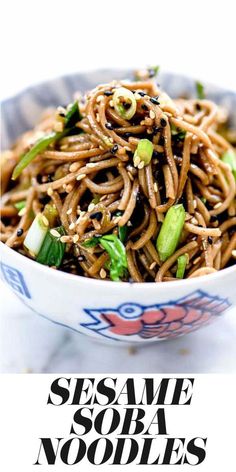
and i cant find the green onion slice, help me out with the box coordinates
[221,149,236,181]
[156,204,186,261]
[36,226,66,267]
[133,139,153,168]
[14,200,26,212]
[12,101,81,180]
[24,213,49,257]
[113,87,137,120]
[176,253,188,279]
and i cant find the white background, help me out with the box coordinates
[0,374,235,471]
[1,0,236,374]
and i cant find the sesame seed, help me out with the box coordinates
[90,211,103,221]
[88,203,95,212]
[134,92,141,100]
[109,100,114,107]
[96,95,103,103]
[17,228,23,237]
[160,118,167,127]
[111,144,118,154]
[149,110,155,119]
[232,250,236,258]
[73,234,79,243]
[60,235,71,243]
[78,255,85,262]
[133,155,141,167]
[105,122,114,130]
[150,97,160,105]
[193,199,197,209]
[127,221,132,227]
[141,104,148,111]
[66,208,72,215]
[69,222,75,230]
[138,161,145,169]
[47,188,53,196]
[70,162,81,172]
[214,202,222,209]
[76,173,86,181]
[149,261,156,270]
[104,90,113,96]
[100,268,106,279]
[154,182,158,192]
[207,236,213,245]
[50,229,61,238]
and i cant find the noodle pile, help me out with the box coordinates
[1,76,236,282]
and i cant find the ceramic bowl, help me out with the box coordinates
[1,70,236,344]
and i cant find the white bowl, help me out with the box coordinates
[1,70,236,344]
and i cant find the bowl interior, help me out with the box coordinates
[2,69,236,149]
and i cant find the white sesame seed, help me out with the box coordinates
[133,155,141,167]
[50,229,61,238]
[96,95,103,103]
[134,92,141,100]
[86,163,97,168]
[60,235,71,243]
[66,208,72,215]
[138,161,145,169]
[76,173,86,181]
[153,182,158,192]
[47,187,53,196]
[149,110,155,119]
[88,203,95,212]
[109,100,114,107]
[232,250,236,258]
[70,162,81,172]
[149,262,157,270]
[69,222,75,230]
[214,202,222,209]
[127,221,132,227]
[100,268,107,279]
[73,234,79,243]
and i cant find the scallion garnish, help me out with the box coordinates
[24,213,49,257]
[196,81,205,100]
[176,253,188,279]
[12,101,82,180]
[115,211,128,243]
[221,149,236,181]
[43,204,58,227]
[113,87,137,120]
[14,200,26,212]
[156,204,186,261]
[83,233,127,281]
[171,124,186,141]
[36,226,66,267]
[133,139,154,168]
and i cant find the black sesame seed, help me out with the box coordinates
[196,103,201,111]
[90,211,103,221]
[124,132,132,138]
[59,112,65,117]
[123,102,131,110]
[141,104,148,111]
[138,91,146,97]
[160,118,167,127]
[111,144,118,154]
[104,90,113,96]
[47,174,53,182]
[17,228,23,237]
[208,236,213,245]
[105,122,114,130]
[150,97,160,105]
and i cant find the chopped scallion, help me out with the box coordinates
[196,81,205,100]
[176,253,188,279]
[133,139,153,168]
[221,149,236,181]
[113,87,137,120]
[36,226,66,267]
[24,213,49,257]
[156,204,186,261]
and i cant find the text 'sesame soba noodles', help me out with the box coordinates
[1,73,236,282]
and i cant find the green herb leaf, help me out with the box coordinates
[176,253,188,279]
[12,101,82,180]
[115,211,128,243]
[156,204,186,261]
[83,237,100,248]
[221,149,236,181]
[36,226,66,267]
[196,81,205,100]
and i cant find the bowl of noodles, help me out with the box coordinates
[0,69,235,344]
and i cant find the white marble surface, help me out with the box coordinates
[0,281,236,373]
